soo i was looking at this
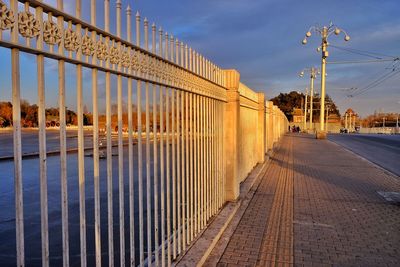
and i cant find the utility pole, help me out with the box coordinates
[299,68,319,131]
[345,112,348,130]
[303,88,308,131]
[302,23,350,138]
[325,104,329,132]
[349,112,352,132]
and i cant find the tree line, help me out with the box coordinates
[0,100,92,128]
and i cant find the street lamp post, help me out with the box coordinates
[299,67,319,131]
[302,23,350,138]
[303,87,308,131]
[349,112,352,132]
[325,104,329,132]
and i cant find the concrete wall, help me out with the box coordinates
[237,83,261,182]
[359,127,399,134]
[223,70,288,201]
[289,122,342,133]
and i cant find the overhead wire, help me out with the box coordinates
[328,45,399,97]
[349,69,400,97]
[330,45,398,59]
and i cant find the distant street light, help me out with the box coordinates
[303,87,308,131]
[325,104,330,132]
[302,22,350,135]
[299,67,320,131]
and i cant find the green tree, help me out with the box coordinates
[270,91,340,121]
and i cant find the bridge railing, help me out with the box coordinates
[0,0,287,266]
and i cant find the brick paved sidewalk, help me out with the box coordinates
[207,134,400,267]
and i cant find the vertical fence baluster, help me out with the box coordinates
[75,1,87,265]
[200,96,204,228]
[180,89,186,251]
[204,96,208,222]
[189,48,192,71]
[213,99,216,215]
[135,11,145,267]
[220,101,223,209]
[213,100,217,215]
[176,86,182,256]
[211,98,214,215]
[217,101,220,209]
[10,0,24,265]
[159,82,165,267]
[180,42,184,67]
[55,1,69,266]
[209,97,213,217]
[189,92,194,242]
[171,88,177,260]
[160,31,168,267]
[185,90,189,245]
[216,101,219,209]
[35,1,49,266]
[171,39,179,65]
[105,1,114,266]
[116,2,125,266]
[143,17,153,267]
[193,94,198,235]
[166,87,171,266]
[206,97,210,221]
[151,22,159,267]
[202,96,206,227]
[90,1,101,266]
[126,5,135,267]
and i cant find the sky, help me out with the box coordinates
[0,0,399,117]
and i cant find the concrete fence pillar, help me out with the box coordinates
[257,93,265,163]
[273,105,278,144]
[223,69,240,201]
[266,101,274,152]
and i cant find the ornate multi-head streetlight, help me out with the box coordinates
[299,67,320,131]
[302,22,350,136]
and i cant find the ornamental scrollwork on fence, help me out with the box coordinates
[81,35,95,56]
[64,29,80,51]
[0,1,14,30]
[18,11,40,38]
[122,50,130,68]
[109,45,120,65]
[130,50,140,71]
[96,40,108,61]
[43,21,62,45]
[148,56,156,77]
[158,62,166,81]
[139,52,148,75]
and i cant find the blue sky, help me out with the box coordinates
[0,0,399,117]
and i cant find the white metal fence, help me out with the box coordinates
[0,0,288,266]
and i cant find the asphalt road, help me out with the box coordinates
[329,133,400,177]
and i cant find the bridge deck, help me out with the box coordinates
[206,133,400,266]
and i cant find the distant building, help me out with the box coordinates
[292,108,304,123]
